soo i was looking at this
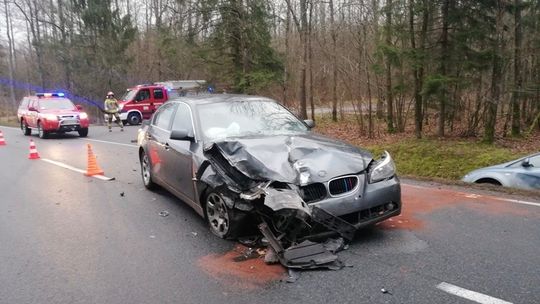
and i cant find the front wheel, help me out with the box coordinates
[140,152,156,190]
[204,191,244,239]
[21,120,31,136]
[37,122,48,139]
[127,113,141,125]
[78,128,88,137]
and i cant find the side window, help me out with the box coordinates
[172,103,193,134]
[153,103,176,130]
[31,99,39,110]
[136,89,150,102]
[19,98,28,109]
[153,89,164,100]
[528,155,540,167]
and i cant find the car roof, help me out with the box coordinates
[167,94,277,106]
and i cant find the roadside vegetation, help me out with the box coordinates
[315,114,539,180]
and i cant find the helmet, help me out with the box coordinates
[107,91,114,97]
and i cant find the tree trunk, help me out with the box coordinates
[511,0,522,136]
[438,0,450,137]
[385,0,395,133]
[308,1,315,121]
[484,0,504,143]
[4,0,17,109]
[283,8,290,106]
[299,0,308,119]
[330,0,338,122]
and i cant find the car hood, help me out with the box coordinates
[203,133,373,185]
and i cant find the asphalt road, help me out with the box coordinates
[0,125,539,304]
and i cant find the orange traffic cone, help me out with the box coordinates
[28,139,40,159]
[0,130,6,146]
[85,144,104,176]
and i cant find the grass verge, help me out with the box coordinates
[313,114,537,181]
[366,139,526,180]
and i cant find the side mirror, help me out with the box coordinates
[28,106,38,112]
[170,129,194,141]
[304,119,315,129]
[522,158,532,168]
[76,105,83,111]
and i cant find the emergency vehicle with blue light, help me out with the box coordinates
[17,93,90,138]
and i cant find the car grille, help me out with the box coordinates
[300,183,327,203]
[329,176,359,196]
[59,115,79,125]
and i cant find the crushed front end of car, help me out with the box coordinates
[196,135,401,270]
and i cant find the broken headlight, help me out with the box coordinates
[368,151,396,183]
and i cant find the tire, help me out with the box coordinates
[204,191,244,239]
[78,128,88,137]
[140,151,157,190]
[37,122,48,139]
[127,113,142,125]
[21,120,31,136]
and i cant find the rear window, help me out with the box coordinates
[38,98,75,110]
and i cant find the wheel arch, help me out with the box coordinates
[474,177,503,186]
[127,109,143,118]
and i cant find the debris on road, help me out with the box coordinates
[120,192,125,197]
[191,232,198,236]
[158,210,169,217]
[286,269,300,283]
[233,247,261,262]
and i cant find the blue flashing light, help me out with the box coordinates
[36,92,65,98]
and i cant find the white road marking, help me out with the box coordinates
[403,183,540,208]
[0,126,137,148]
[82,138,137,148]
[0,126,20,130]
[436,282,513,304]
[41,158,115,181]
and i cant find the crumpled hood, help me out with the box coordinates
[205,133,372,185]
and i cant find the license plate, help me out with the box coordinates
[62,120,78,125]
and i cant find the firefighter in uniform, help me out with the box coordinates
[104,91,124,132]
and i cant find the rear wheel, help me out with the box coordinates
[37,122,48,139]
[128,113,141,125]
[78,128,88,137]
[204,191,244,239]
[21,120,31,136]
[140,152,156,190]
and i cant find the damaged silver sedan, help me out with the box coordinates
[138,95,401,247]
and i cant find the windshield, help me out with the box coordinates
[121,89,137,101]
[38,98,75,110]
[197,100,308,140]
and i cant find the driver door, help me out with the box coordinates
[162,103,197,203]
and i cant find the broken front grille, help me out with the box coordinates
[339,202,396,225]
[300,183,327,203]
[329,176,359,196]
